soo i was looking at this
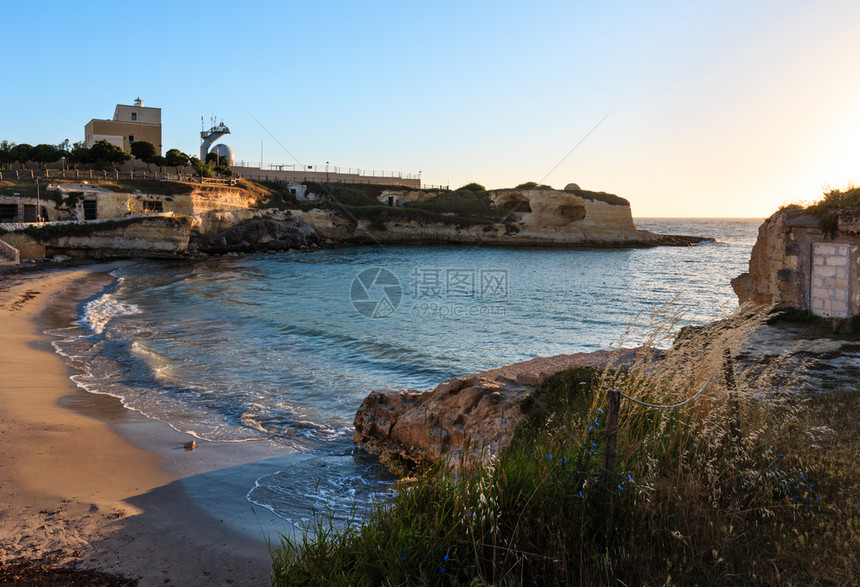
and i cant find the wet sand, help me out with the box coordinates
[0,265,287,585]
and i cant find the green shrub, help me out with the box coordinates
[455,182,487,192]
[514,181,552,190]
[404,190,504,220]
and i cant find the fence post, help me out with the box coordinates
[723,348,741,445]
[601,388,620,546]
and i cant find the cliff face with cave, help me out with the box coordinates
[301,188,691,247]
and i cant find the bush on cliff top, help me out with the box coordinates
[272,310,860,585]
[404,190,505,220]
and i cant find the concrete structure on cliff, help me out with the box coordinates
[733,209,860,320]
[85,98,163,155]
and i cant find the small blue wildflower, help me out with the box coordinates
[591,442,596,447]
[444,554,449,561]
[470,512,474,518]
[547,454,553,460]
[779,454,783,457]
[618,484,624,490]
[595,419,600,426]
[627,474,633,483]
[589,426,594,431]
[579,491,584,498]
[441,568,445,574]
[817,497,821,501]
[561,457,568,464]
[402,557,406,561]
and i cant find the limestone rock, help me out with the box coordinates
[191,215,319,254]
[299,189,708,247]
[354,350,633,474]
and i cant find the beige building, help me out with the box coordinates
[84,98,162,155]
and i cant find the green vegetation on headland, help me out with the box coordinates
[780,184,860,235]
[253,181,504,228]
[252,179,631,231]
[272,313,860,585]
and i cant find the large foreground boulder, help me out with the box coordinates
[353,350,632,475]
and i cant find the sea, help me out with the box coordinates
[45,218,760,526]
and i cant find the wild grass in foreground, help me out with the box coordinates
[272,312,860,585]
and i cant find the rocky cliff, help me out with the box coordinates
[191,214,319,254]
[298,188,706,247]
[733,208,860,318]
[354,350,634,474]
[37,216,193,258]
[4,209,321,260]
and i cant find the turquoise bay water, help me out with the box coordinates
[49,218,760,521]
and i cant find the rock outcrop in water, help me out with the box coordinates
[191,214,319,254]
[353,350,633,474]
[299,188,709,247]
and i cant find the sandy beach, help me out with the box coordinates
[0,265,285,585]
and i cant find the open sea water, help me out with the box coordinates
[47,218,760,523]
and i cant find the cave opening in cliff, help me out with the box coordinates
[496,195,532,214]
[557,204,586,221]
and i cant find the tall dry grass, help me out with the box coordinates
[272,308,860,585]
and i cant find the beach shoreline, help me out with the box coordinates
[0,264,283,585]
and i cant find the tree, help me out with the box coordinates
[69,145,92,167]
[10,143,33,163]
[130,141,158,162]
[31,144,61,168]
[165,148,190,168]
[149,155,167,168]
[90,140,131,169]
[0,141,14,167]
[205,152,229,167]
[514,181,552,190]
[456,182,487,192]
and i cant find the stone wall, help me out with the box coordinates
[810,242,856,318]
[0,232,45,259]
[734,209,860,318]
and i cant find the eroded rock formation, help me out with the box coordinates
[733,209,860,318]
[192,215,319,254]
[354,350,632,474]
[300,188,708,247]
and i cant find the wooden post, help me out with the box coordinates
[601,388,620,546]
[723,348,741,445]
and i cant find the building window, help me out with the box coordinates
[128,134,134,144]
[142,201,163,213]
[83,200,98,220]
[131,112,137,121]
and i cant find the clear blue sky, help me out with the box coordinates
[2,0,858,217]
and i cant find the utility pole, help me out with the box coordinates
[36,177,41,222]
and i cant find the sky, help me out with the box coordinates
[2,0,859,217]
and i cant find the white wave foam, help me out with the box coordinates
[82,291,142,334]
